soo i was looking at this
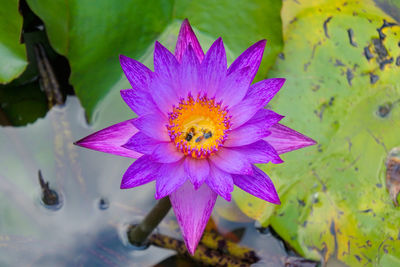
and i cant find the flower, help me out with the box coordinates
[75,19,316,254]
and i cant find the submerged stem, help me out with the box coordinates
[127,197,171,246]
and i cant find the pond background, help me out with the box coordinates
[1,0,400,266]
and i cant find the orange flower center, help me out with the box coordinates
[167,94,231,158]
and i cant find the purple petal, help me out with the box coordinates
[151,142,184,163]
[227,40,267,82]
[225,109,284,147]
[175,19,204,62]
[75,119,141,158]
[209,147,252,175]
[122,132,162,155]
[200,38,227,96]
[150,73,179,115]
[120,155,161,189]
[170,181,217,255]
[264,123,317,154]
[119,55,153,91]
[132,113,170,142]
[120,89,158,116]
[184,157,209,189]
[154,41,179,80]
[179,44,201,97]
[151,42,181,113]
[229,78,285,129]
[206,162,234,201]
[231,140,283,164]
[155,160,187,199]
[215,66,251,108]
[232,165,280,204]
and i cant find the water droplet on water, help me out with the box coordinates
[98,197,109,210]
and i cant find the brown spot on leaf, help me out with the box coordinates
[377,103,392,117]
[334,59,345,66]
[355,255,362,262]
[304,61,311,71]
[346,68,353,86]
[386,147,400,206]
[297,199,306,206]
[347,28,358,47]
[377,19,399,40]
[364,46,374,61]
[369,73,379,84]
[379,57,394,70]
[323,16,333,38]
[360,208,373,213]
[371,38,394,70]
[289,17,298,24]
[312,84,320,91]
[372,38,388,59]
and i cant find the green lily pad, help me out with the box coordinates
[26,0,283,121]
[233,0,400,265]
[0,0,28,83]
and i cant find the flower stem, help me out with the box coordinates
[127,196,171,246]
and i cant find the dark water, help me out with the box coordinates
[0,96,288,266]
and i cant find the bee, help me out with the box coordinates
[204,131,212,139]
[195,136,204,143]
[185,127,196,142]
[196,130,212,143]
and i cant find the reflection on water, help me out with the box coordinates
[0,96,288,266]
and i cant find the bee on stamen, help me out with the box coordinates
[195,136,204,143]
[204,131,212,139]
[196,130,213,143]
[185,127,196,142]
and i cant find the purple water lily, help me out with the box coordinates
[75,19,316,254]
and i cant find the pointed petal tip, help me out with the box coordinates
[257,39,267,47]
[119,54,130,66]
[154,41,162,52]
[272,158,285,164]
[185,238,198,255]
[271,198,281,205]
[119,88,132,98]
[73,137,88,147]
[276,77,286,85]
[182,18,190,26]
[155,40,162,48]
[310,138,318,145]
[224,194,232,202]
[176,19,204,62]
[302,135,318,148]
[268,78,286,93]
[170,182,217,258]
[120,183,130,189]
